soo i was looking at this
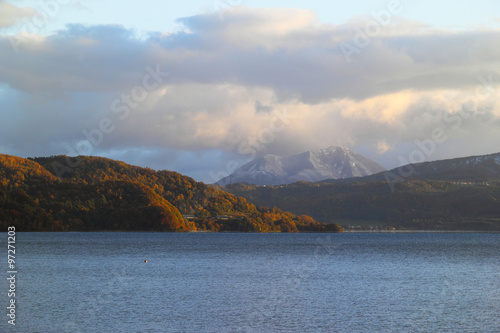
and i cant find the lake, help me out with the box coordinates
[2,232,499,332]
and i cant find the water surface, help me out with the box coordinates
[2,232,499,332]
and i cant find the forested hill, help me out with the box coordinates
[225,180,500,231]
[0,154,341,232]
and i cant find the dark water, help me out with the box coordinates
[2,232,499,332]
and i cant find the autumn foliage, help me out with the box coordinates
[0,154,342,232]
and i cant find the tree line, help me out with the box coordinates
[0,154,342,233]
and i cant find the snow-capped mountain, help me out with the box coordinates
[217,146,386,185]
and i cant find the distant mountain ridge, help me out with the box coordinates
[218,146,386,185]
[394,151,500,181]
[329,151,500,184]
[224,150,500,231]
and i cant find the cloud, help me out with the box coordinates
[2,8,499,99]
[376,141,391,154]
[0,1,37,28]
[0,24,150,92]
[1,7,500,181]
[176,7,319,50]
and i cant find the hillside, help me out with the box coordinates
[217,146,386,185]
[225,179,500,231]
[0,154,341,232]
[327,151,500,185]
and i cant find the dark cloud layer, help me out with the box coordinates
[2,9,499,98]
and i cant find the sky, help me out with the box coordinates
[1,0,500,182]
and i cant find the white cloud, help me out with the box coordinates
[376,141,391,154]
[0,1,37,28]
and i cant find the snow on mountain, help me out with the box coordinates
[217,146,386,185]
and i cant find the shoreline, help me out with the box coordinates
[342,229,500,233]
[7,230,500,234]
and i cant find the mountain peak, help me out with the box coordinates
[218,146,386,185]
